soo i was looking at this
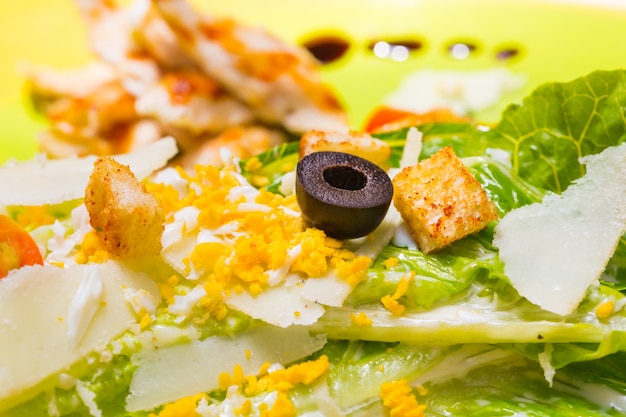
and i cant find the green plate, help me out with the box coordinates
[2,0,626,163]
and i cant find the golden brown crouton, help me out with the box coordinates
[299,130,391,167]
[392,146,498,254]
[85,157,164,259]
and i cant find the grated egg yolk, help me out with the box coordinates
[14,205,56,228]
[383,257,400,269]
[216,355,329,417]
[380,379,427,417]
[149,163,371,320]
[350,312,373,326]
[152,393,206,417]
[596,300,615,319]
[75,230,112,264]
[381,271,415,315]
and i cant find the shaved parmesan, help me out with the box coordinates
[0,137,178,206]
[300,274,353,308]
[494,144,626,316]
[0,261,159,410]
[126,325,326,411]
[227,283,325,327]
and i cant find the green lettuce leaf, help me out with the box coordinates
[485,69,626,193]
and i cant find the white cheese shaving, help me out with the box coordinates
[494,143,626,316]
[227,284,325,327]
[300,273,354,308]
[126,325,327,411]
[0,137,178,206]
[0,261,159,408]
[67,265,104,347]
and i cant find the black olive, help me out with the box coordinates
[296,151,393,240]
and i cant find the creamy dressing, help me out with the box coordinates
[572,382,626,412]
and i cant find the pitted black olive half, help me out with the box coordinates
[296,151,393,240]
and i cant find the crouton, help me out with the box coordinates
[299,130,391,167]
[85,157,164,259]
[392,146,498,253]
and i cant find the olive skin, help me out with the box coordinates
[296,151,393,240]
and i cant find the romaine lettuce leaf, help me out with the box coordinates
[486,69,626,193]
[317,341,626,416]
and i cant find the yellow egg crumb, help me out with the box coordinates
[350,312,373,326]
[380,379,427,417]
[149,163,373,323]
[596,300,615,319]
[220,356,330,414]
[218,371,234,391]
[244,157,262,172]
[235,399,253,416]
[251,175,270,187]
[383,257,400,269]
[280,161,295,173]
[75,230,112,264]
[416,384,428,396]
[266,391,297,417]
[14,205,56,228]
[139,313,151,329]
[381,271,415,315]
[157,282,176,305]
[154,393,206,417]
[258,362,272,375]
[201,356,333,417]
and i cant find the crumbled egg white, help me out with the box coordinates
[67,264,104,347]
[161,206,200,249]
[147,162,371,326]
[161,355,331,417]
[123,287,158,316]
[44,204,93,265]
[75,380,102,417]
[168,284,207,319]
[152,167,189,196]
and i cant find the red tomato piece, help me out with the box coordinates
[364,106,472,133]
[0,214,44,278]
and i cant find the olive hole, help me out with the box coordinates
[323,166,367,191]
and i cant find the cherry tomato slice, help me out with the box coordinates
[364,106,471,133]
[0,214,43,278]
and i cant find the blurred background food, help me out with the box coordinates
[1,0,625,164]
